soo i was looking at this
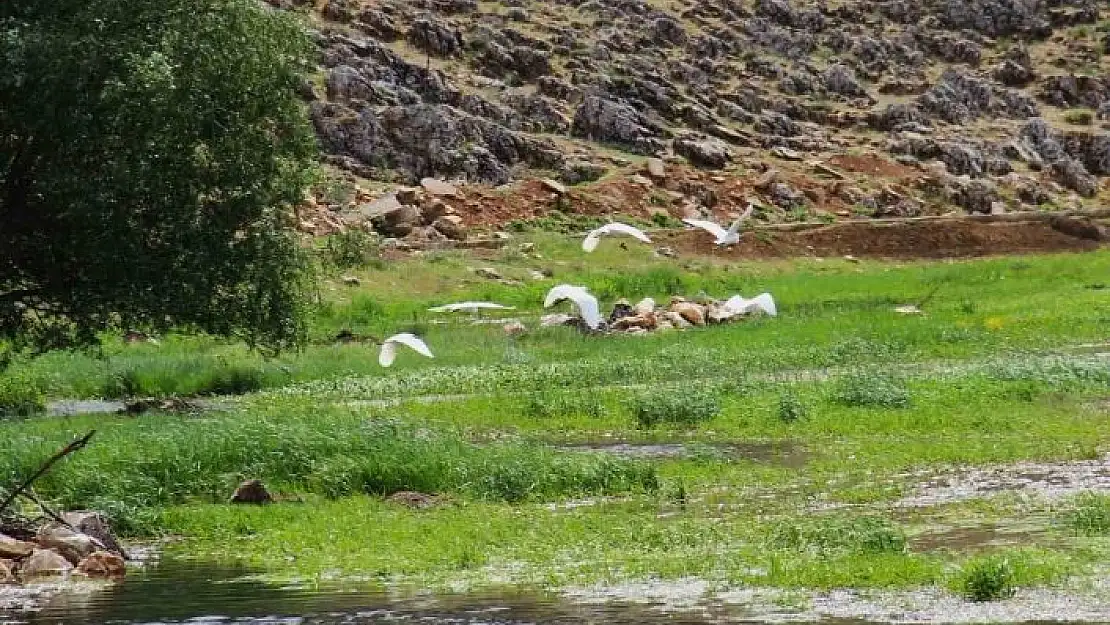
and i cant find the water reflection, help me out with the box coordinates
[12,561,767,625]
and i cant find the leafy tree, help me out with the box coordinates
[0,0,318,354]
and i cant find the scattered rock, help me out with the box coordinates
[60,511,124,558]
[540,313,575,327]
[674,136,731,169]
[35,525,102,565]
[540,178,567,195]
[341,276,361,287]
[432,215,467,240]
[75,551,126,579]
[670,301,706,326]
[0,534,34,560]
[229,479,273,505]
[386,491,440,509]
[20,549,73,578]
[771,146,804,161]
[645,158,667,179]
[502,321,527,336]
[476,267,503,280]
[420,178,459,198]
[0,559,15,585]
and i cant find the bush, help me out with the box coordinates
[954,556,1016,601]
[322,230,379,270]
[1068,493,1110,536]
[0,374,45,417]
[832,372,912,408]
[630,388,720,428]
[524,391,604,419]
[102,369,145,399]
[198,364,266,396]
[777,391,808,423]
[1064,109,1094,126]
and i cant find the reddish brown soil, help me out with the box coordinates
[828,154,921,179]
[658,220,1101,259]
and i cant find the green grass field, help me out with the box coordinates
[2,236,1110,606]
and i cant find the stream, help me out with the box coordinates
[0,560,786,625]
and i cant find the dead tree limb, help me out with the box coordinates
[0,430,96,514]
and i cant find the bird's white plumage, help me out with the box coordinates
[543,284,603,329]
[428,302,516,313]
[378,333,434,367]
[582,222,652,252]
[685,203,755,246]
[724,293,777,317]
[681,219,730,240]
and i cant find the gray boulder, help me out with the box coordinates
[674,135,732,169]
[571,97,667,155]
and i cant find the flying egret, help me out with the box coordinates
[428,302,516,313]
[682,202,755,246]
[543,284,603,329]
[582,222,652,252]
[724,293,778,317]
[378,333,434,367]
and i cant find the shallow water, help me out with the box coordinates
[6,559,1110,624]
[0,561,777,625]
[560,441,809,468]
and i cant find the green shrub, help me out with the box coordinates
[0,374,45,417]
[198,364,266,396]
[525,391,605,419]
[1068,493,1110,536]
[1064,109,1094,126]
[832,372,912,409]
[630,388,720,428]
[953,556,1016,601]
[770,517,906,555]
[777,391,808,423]
[102,369,145,399]
[322,230,379,269]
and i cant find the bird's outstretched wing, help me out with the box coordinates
[724,293,777,317]
[428,302,515,313]
[544,284,587,308]
[682,219,729,240]
[543,284,602,329]
[748,293,777,317]
[583,223,652,252]
[379,333,434,367]
[725,203,756,238]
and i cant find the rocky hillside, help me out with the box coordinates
[281,0,1110,227]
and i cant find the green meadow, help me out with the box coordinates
[2,235,1110,602]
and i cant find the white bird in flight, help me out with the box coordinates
[682,202,755,246]
[582,222,652,252]
[724,293,778,317]
[543,284,603,329]
[428,302,516,313]
[378,333,434,367]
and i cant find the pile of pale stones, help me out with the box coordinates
[0,512,126,585]
[539,295,774,334]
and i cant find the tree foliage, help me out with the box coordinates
[0,0,318,354]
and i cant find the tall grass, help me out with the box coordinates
[0,406,657,533]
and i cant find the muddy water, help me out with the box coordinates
[898,455,1110,507]
[908,522,1055,553]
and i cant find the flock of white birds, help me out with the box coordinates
[377,209,764,367]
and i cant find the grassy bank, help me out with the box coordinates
[3,243,1110,602]
[3,241,1109,405]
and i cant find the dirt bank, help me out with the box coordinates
[660,218,1102,259]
